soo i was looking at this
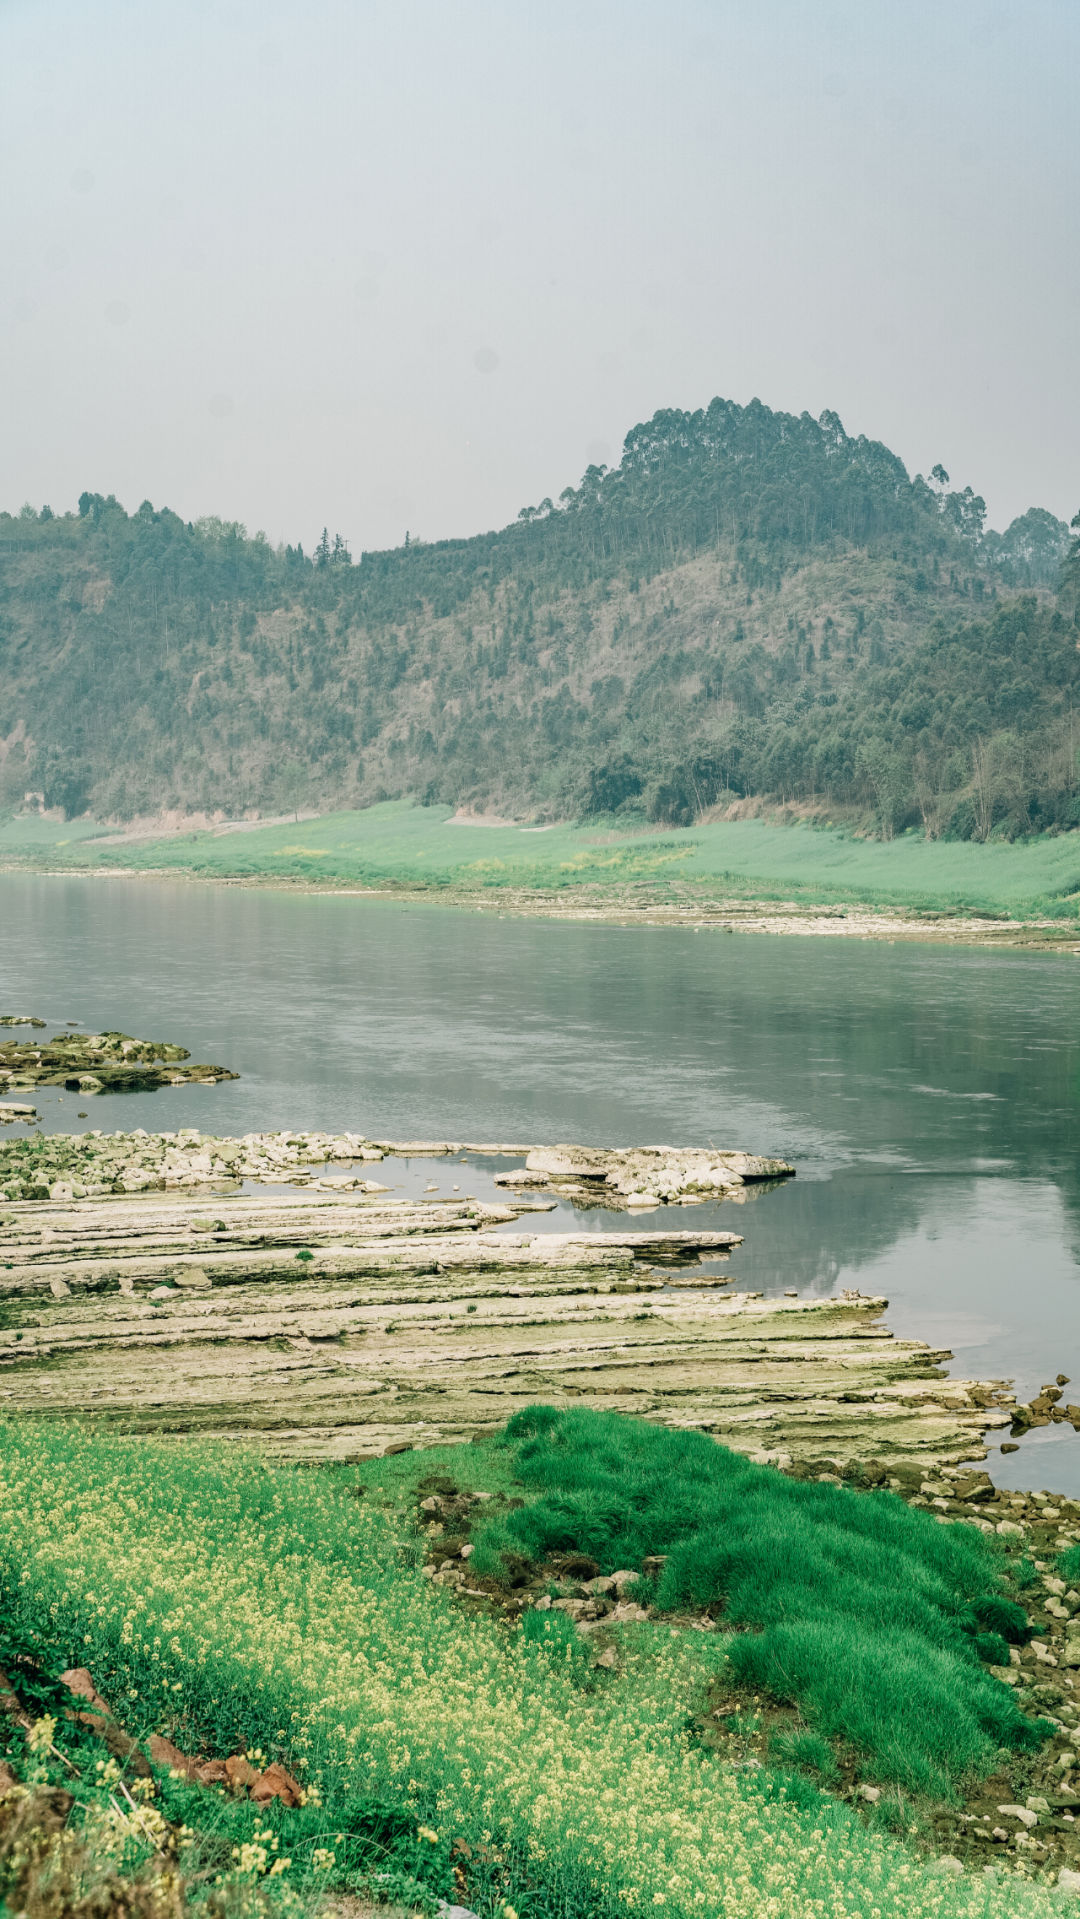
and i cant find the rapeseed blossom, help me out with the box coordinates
[0,1423,1072,1919]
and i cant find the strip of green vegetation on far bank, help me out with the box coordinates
[3,801,1080,922]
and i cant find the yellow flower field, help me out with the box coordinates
[0,1422,1074,1919]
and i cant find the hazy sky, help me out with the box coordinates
[2,0,1077,552]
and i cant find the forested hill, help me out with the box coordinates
[1,394,1077,840]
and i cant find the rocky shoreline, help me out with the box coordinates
[0,1128,1021,1470]
[4,861,1080,952]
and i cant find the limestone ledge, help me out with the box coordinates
[0,1174,1010,1472]
[495,1142,794,1208]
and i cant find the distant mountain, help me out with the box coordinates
[0,395,1076,839]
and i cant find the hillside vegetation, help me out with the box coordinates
[0,395,1077,839]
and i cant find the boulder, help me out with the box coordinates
[610,1601,650,1623]
[0,1668,24,1719]
[60,1667,111,1721]
[250,1761,303,1807]
[173,1267,213,1290]
[59,1667,150,1776]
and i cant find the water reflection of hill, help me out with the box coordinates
[728,1173,924,1299]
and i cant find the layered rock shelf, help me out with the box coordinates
[0,1144,1014,1468]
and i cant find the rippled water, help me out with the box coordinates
[1,873,1078,1490]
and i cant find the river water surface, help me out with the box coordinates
[1,874,1078,1490]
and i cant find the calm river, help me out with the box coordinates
[1,874,1078,1491]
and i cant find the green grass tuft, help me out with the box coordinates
[769,1726,840,1784]
[472,1406,1048,1795]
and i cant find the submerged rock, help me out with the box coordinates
[0,1029,238,1095]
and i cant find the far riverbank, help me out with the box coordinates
[2,801,1080,950]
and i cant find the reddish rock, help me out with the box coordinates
[60,1668,111,1722]
[0,1669,24,1721]
[250,1762,303,1807]
[224,1755,259,1790]
[58,1667,151,1777]
[148,1733,200,1779]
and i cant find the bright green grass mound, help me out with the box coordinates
[470,1407,1046,1796]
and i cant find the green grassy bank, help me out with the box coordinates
[3,802,1080,921]
[1,1415,1073,1919]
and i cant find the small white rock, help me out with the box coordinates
[997,1804,1037,1827]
